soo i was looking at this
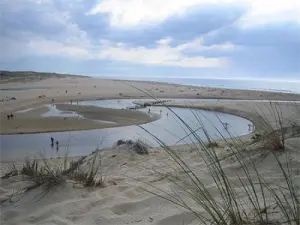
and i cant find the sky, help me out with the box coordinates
[1,0,300,81]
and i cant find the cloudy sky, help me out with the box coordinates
[1,0,299,80]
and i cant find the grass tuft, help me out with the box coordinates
[3,152,105,192]
[115,139,149,155]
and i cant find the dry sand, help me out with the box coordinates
[1,75,300,225]
[1,134,299,225]
[1,76,300,114]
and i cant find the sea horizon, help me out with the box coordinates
[97,76,300,94]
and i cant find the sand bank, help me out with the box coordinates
[0,104,157,135]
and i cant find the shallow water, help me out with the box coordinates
[0,99,253,161]
[42,104,83,118]
[16,108,34,113]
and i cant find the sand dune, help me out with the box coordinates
[1,135,299,225]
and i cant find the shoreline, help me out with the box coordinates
[1,97,298,135]
[1,75,300,135]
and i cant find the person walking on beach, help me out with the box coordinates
[148,108,151,113]
[50,137,54,148]
[7,114,10,120]
[56,140,59,151]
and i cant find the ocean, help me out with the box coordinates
[105,76,300,94]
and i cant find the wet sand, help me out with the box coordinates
[0,104,157,134]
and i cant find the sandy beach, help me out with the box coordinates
[1,73,300,225]
[1,74,300,134]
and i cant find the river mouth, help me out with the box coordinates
[0,99,254,162]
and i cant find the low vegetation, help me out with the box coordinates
[251,102,300,151]
[115,139,149,155]
[2,151,105,194]
[0,70,87,83]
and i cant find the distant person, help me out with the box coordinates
[160,109,162,114]
[167,113,169,117]
[148,108,151,113]
[65,90,68,94]
[51,137,54,144]
[70,100,73,105]
[56,140,59,149]
[10,113,14,119]
[7,114,10,120]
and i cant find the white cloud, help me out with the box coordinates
[28,38,91,59]
[97,38,229,68]
[238,0,300,27]
[177,37,236,52]
[156,37,173,46]
[87,0,215,26]
[87,0,300,27]
[25,37,230,68]
[99,45,227,68]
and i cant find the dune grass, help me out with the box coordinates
[115,139,149,155]
[2,150,105,194]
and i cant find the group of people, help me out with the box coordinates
[50,137,60,151]
[148,108,169,117]
[6,113,14,120]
